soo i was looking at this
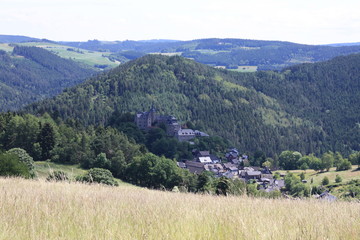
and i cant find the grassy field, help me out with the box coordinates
[0,43,13,52]
[275,165,360,185]
[229,66,258,72]
[33,161,131,186]
[0,178,359,240]
[14,42,120,69]
[34,161,86,179]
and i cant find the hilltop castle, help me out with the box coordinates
[135,107,209,141]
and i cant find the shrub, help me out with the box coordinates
[322,176,330,185]
[47,171,69,182]
[335,175,342,183]
[0,153,31,178]
[77,168,118,186]
[299,172,305,181]
[7,148,36,178]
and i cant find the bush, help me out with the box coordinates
[47,171,69,182]
[76,168,118,186]
[322,176,330,185]
[335,175,342,183]
[7,148,36,178]
[0,153,31,178]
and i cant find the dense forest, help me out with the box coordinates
[0,46,94,111]
[231,54,360,154]
[24,54,360,156]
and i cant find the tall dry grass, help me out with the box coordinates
[0,177,359,240]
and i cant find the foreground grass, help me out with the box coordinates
[0,178,359,239]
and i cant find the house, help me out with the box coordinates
[193,150,210,158]
[210,154,221,163]
[177,129,196,141]
[204,164,224,175]
[193,150,214,163]
[223,163,239,174]
[244,171,262,180]
[317,191,337,202]
[225,148,240,161]
[260,179,285,192]
[185,161,205,174]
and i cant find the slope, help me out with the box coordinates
[0,46,95,111]
[0,42,121,70]
[231,54,360,154]
[26,54,324,156]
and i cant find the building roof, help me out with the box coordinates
[318,191,337,202]
[178,129,195,135]
[246,171,262,176]
[210,154,220,162]
[185,161,205,174]
[199,151,210,157]
[177,162,186,168]
[194,130,209,137]
[198,156,212,164]
[223,162,237,169]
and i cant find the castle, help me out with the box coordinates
[135,107,209,141]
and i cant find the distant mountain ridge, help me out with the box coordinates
[0,35,40,43]
[2,34,360,71]
[325,42,360,47]
[59,38,360,71]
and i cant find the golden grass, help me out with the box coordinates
[0,178,359,240]
[276,165,360,185]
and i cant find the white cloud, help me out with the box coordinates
[0,0,359,43]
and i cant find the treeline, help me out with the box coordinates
[277,150,359,171]
[0,112,266,196]
[0,46,94,111]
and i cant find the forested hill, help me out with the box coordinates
[0,46,95,111]
[237,54,360,153]
[26,54,328,156]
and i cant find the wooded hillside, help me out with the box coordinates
[26,54,360,156]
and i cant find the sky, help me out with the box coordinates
[1,0,360,45]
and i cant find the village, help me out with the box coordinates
[135,107,285,192]
[177,148,285,193]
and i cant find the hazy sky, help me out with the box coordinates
[1,0,359,44]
